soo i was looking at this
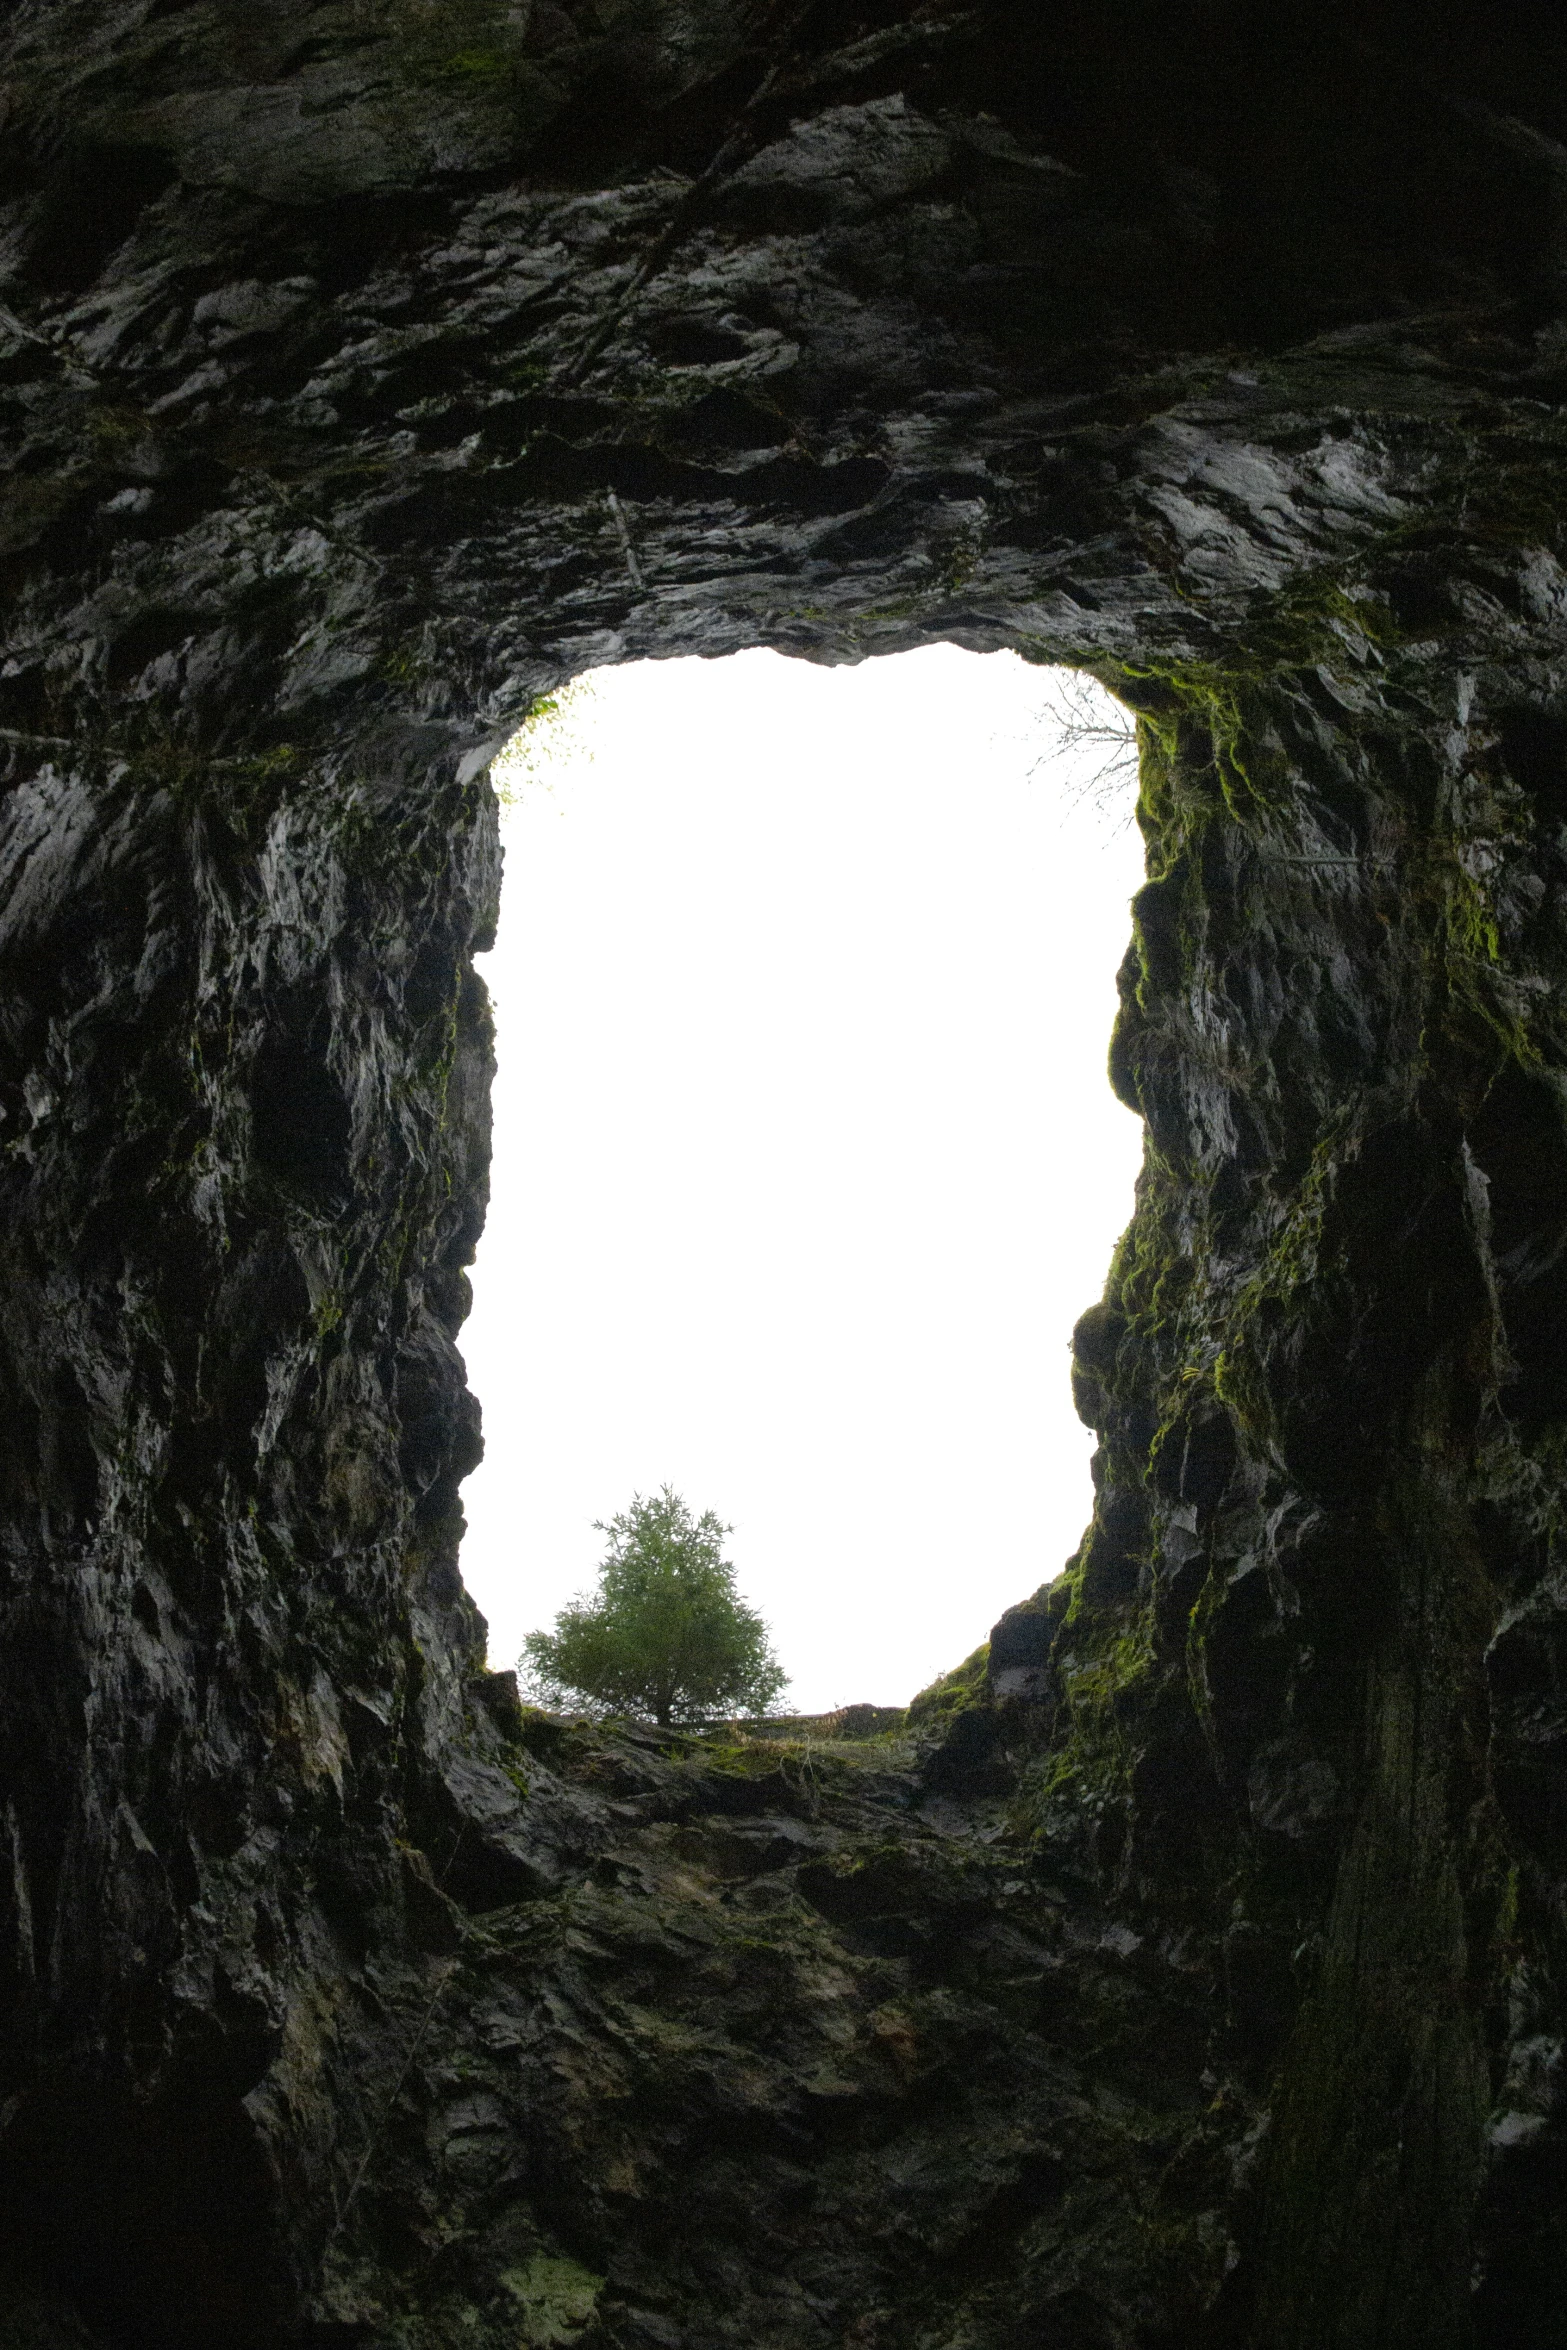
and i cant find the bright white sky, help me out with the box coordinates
[457,645,1145,1715]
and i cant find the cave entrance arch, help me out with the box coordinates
[459,645,1145,1710]
[0,6,1565,2344]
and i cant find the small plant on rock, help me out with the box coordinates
[520,1487,788,1727]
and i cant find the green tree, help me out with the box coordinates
[521,1488,788,1726]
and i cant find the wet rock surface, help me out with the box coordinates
[0,4,1566,2346]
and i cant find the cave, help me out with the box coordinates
[1,5,1567,2346]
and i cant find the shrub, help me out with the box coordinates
[521,1487,788,1726]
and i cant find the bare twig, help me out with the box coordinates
[1025,671,1140,824]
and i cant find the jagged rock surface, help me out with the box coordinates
[312,1713,1234,2350]
[0,5,1566,2346]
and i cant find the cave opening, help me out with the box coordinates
[458,645,1145,1713]
[2,3,1565,2332]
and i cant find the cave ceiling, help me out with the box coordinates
[0,1,1562,754]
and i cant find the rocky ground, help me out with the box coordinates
[0,1684,1256,2350]
[312,1694,1251,2350]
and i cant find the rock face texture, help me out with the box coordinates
[1,4,1567,2345]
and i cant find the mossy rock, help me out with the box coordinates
[907,1641,991,1726]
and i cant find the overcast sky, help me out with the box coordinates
[457,645,1145,1715]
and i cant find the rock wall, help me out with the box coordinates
[0,4,1565,2344]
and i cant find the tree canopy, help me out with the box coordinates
[520,1488,788,1726]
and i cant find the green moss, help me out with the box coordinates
[1130,669,1291,826]
[907,1641,991,1726]
[229,742,299,784]
[1201,1119,1352,1448]
[1098,1152,1202,1382]
[1108,567,1405,854]
[1063,1622,1156,1718]
[943,525,982,591]
[1247,570,1404,664]
[385,0,527,92]
[1443,858,1502,965]
[1013,1559,1158,1833]
[436,47,512,84]
[497,2254,603,2346]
